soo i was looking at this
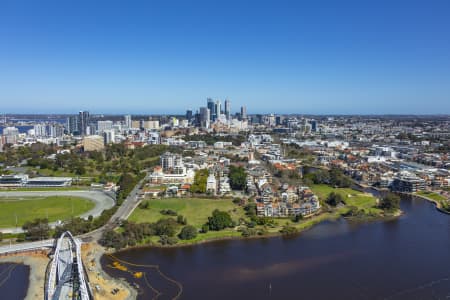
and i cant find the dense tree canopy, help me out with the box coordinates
[379,193,400,211]
[206,209,234,231]
[304,168,352,188]
[326,192,345,206]
[22,218,51,241]
[190,169,208,193]
[229,165,247,190]
[178,225,198,240]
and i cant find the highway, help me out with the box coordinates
[0,190,115,234]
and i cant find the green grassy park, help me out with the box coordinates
[126,186,386,247]
[0,196,95,228]
[310,184,383,215]
[416,191,447,202]
[129,197,246,228]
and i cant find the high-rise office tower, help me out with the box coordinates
[186,110,193,121]
[78,111,90,136]
[66,115,79,135]
[207,98,215,122]
[215,100,221,120]
[240,106,247,120]
[200,107,210,128]
[224,99,231,120]
[310,119,318,132]
[124,115,132,129]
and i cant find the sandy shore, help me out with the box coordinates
[0,250,49,300]
[82,242,137,300]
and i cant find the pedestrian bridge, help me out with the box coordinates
[46,231,92,300]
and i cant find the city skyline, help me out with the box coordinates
[1,1,450,114]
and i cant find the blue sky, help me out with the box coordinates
[1,0,449,114]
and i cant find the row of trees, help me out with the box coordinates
[100,214,198,250]
[304,167,352,188]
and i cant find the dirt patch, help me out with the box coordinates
[82,242,137,300]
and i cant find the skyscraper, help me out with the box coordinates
[224,99,231,120]
[66,115,79,135]
[240,106,247,120]
[186,110,193,121]
[215,100,221,120]
[78,111,90,136]
[33,124,47,137]
[124,115,132,129]
[207,98,215,122]
[199,107,210,128]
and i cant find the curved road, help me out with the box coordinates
[0,190,115,234]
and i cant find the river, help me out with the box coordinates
[102,196,450,300]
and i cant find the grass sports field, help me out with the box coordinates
[0,196,95,228]
[128,198,245,228]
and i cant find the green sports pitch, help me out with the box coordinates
[0,196,95,228]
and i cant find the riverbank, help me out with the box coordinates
[113,205,402,250]
[81,242,137,300]
[0,250,49,300]
[109,185,399,250]
[413,192,450,215]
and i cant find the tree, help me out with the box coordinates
[326,192,345,206]
[22,218,50,241]
[190,169,208,193]
[244,203,257,217]
[291,214,303,223]
[178,225,198,240]
[229,165,247,190]
[280,224,298,236]
[177,215,187,225]
[99,229,125,250]
[379,193,400,211]
[206,209,233,231]
[201,224,209,233]
[153,218,178,237]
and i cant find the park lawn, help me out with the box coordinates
[310,184,382,214]
[0,196,95,228]
[416,191,447,202]
[128,198,246,228]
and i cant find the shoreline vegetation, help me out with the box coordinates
[101,184,402,251]
[414,191,450,215]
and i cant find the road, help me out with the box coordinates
[0,190,115,234]
[81,177,146,241]
[0,239,54,254]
